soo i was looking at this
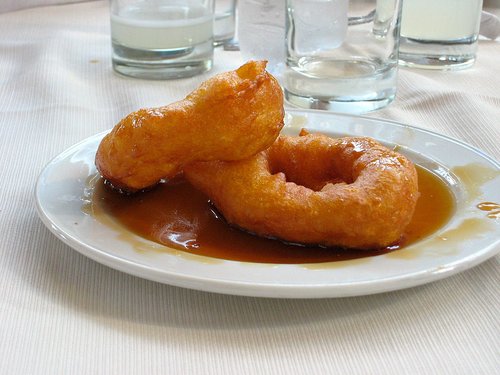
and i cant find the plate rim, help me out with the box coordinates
[34,110,500,298]
[286,108,500,166]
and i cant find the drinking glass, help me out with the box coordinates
[284,0,403,113]
[399,0,484,70]
[111,0,214,79]
[214,0,236,45]
[238,0,285,74]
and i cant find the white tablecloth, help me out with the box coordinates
[0,1,498,374]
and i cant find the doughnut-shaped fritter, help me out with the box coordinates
[95,61,284,192]
[184,133,419,249]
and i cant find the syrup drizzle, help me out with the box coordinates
[477,202,500,219]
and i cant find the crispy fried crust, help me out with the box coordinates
[184,133,419,249]
[95,61,284,192]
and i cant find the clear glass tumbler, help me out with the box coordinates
[111,0,214,79]
[399,0,484,70]
[284,0,402,113]
[214,0,236,45]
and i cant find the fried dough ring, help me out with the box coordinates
[95,61,284,192]
[184,133,419,249]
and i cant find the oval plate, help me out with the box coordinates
[35,109,500,298]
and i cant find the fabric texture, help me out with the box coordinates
[0,2,498,374]
[0,0,91,13]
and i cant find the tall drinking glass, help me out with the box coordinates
[111,0,214,79]
[284,0,403,113]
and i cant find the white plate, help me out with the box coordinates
[35,109,500,298]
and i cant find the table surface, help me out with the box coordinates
[0,1,498,374]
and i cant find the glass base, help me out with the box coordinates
[112,42,213,80]
[283,57,397,114]
[398,53,475,71]
[285,90,395,114]
[398,36,478,71]
[112,59,212,80]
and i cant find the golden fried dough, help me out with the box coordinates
[184,133,419,249]
[95,61,284,192]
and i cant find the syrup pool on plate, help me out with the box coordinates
[90,166,455,264]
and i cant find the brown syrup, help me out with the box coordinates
[476,201,500,219]
[91,167,455,264]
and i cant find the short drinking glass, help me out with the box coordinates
[214,0,236,45]
[399,0,483,70]
[284,0,403,113]
[111,0,214,79]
